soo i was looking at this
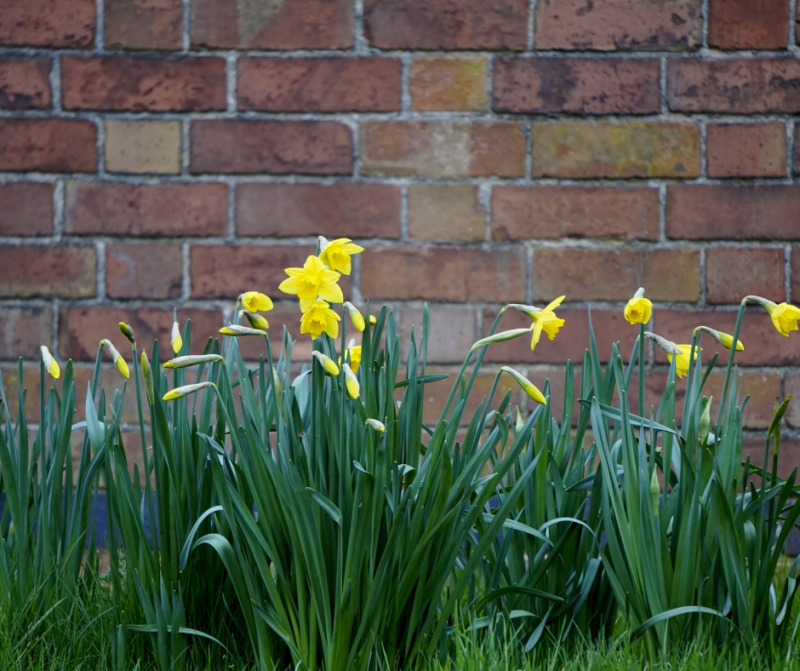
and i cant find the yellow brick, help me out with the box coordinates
[408,183,485,241]
[105,119,181,174]
[409,56,488,111]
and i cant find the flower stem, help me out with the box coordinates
[716,298,747,429]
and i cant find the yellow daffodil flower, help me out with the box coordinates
[500,367,547,405]
[241,291,273,314]
[366,418,385,433]
[318,237,364,275]
[118,322,135,344]
[624,287,652,325]
[765,302,800,337]
[339,339,362,373]
[163,381,216,401]
[101,339,130,379]
[171,321,182,354]
[141,351,154,404]
[240,310,269,331]
[528,296,566,350]
[300,300,340,340]
[343,363,360,399]
[40,345,60,379]
[312,351,340,376]
[220,324,267,337]
[164,354,224,369]
[695,326,744,351]
[279,255,344,312]
[344,302,365,332]
[645,332,697,379]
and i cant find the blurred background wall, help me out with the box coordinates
[1,0,799,471]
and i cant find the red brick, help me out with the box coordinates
[0,0,95,47]
[0,246,95,299]
[707,123,787,178]
[58,306,223,361]
[793,249,800,302]
[364,0,527,50]
[652,309,800,366]
[238,57,400,112]
[480,307,638,364]
[794,122,800,175]
[534,248,700,303]
[106,243,183,299]
[535,0,702,50]
[0,119,97,173]
[360,121,524,178]
[407,184,486,241]
[786,372,800,428]
[666,185,800,241]
[190,245,346,300]
[668,58,800,114]
[532,121,700,179]
[708,0,789,49]
[706,248,785,305]
[400,306,477,364]
[0,58,51,109]
[409,56,488,112]
[0,183,54,236]
[65,182,228,237]
[62,55,225,112]
[742,437,800,481]
[105,0,183,50]
[191,0,352,49]
[360,246,526,302]
[493,58,659,114]
[190,120,352,175]
[0,307,53,359]
[492,186,659,241]
[236,183,400,239]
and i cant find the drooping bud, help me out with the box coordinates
[240,309,269,331]
[101,339,130,379]
[118,322,135,344]
[343,302,365,332]
[40,345,61,379]
[343,363,360,399]
[163,381,216,401]
[312,351,340,376]
[471,328,532,352]
[500,367,547,406]
[220,324,267,337]
[365,418,385,433]
[163,354,225,369]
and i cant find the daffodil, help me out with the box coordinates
[499,367,546,405]
[40,345,60,379]
[344,302,365,332]
[624,288,652,325]
[163,381,216,401]
[241,291,273,314]
[366,418,385,433]
[240,310,269,331]
[171,321,183,354]
[300,300,340,340]
[279,255,344,312]
[318,237,364,275]
[503,298,566,350]
[312,351,340,376]
[101,339,130,379]
[118,322,135,344]
[645,332,697,379]
[695,326,744,351]
[343,363,360,399]
[339,339,362,373]
[220,324,267,337]
[765,302,800,337]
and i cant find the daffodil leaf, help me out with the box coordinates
[394,373,449,388]
[307,487,342,525]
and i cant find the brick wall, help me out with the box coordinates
[2,0,800,470]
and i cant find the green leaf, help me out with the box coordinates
[307,487,342,525]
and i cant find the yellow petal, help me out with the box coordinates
[171,322,183,354]
[116,357,130,379]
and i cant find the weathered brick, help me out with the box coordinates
[0,0,95,47]
[0,119,97,173]
[706,248,785,305]
[0,183,54,236]
[492,186,659,241]
[668,58,800,114]
[361,246,525,302]
[105,120,181,174]
[0,58,51,109]
[708,0,789,49]
[795,122,800,174]
[191,0,353,49]
[408,184,485,241]
[105,0,183,50]
[65,182,228,237]
[61,55,226,111]
[0,246,96,299]
[707,123,787,178]
[106,243,183,299]
[480,307,638,364]
[410,56,488,111]
[236,183,400,239]
[59,306,223,361]
[534,248,700,303]
[666,185,800,240]
[190,120,353,175]
[652,309,800,366]
[364,0,527,50]
[793,249,800,302]
[535,0,702,50]
[743,437,800,482]
[360,121,525,178]
[238,57,400,112]
[532,121,700,179]
[400,306,477,363]
[493,58,659,114]
[0,307,53,359]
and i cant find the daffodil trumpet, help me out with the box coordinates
[312,351,340,376]
[624,288,652,326]
[101,339,130,379]
[693,326,744,351]
[500,366,547,406]
[40,345,60,379]
[163,381,217,401]
[300,301,340,340]
[164,354,225,369]
[644,332,697,379]
[339,339,362,373]
[220,324,268,337]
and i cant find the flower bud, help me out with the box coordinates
[163,354,224,369]
[366,418,385,433]
[171,321,183,355]
[343,302,365,332]
[343,363,360,399]
[101,339,130,379]
[312,351,340,376]
[650,469,660,516]
[118,322,135,344]
[40,345,60,379]
[141,351,154,405]
[163,381,216,401]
